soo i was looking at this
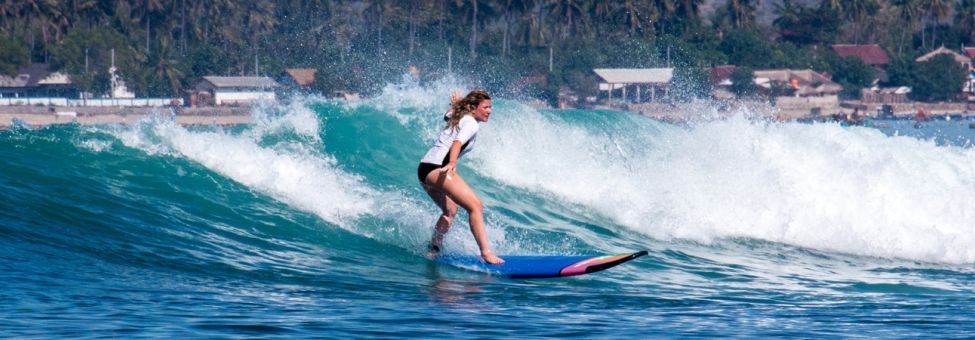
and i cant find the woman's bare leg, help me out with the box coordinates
[425,169,504,264]
[423,184,457,256]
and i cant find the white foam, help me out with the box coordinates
[78,139,113,152]
[107,100,485,254]
[337,77,975,262]
[114,118,375,228]
[248,97,324,142]
[474,110,975,264]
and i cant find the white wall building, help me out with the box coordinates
[594,68,674,102]
[194,76,279,105]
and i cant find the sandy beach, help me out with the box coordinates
[0,106,252,128]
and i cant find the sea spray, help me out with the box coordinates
[471,109,975,264]
[300,79,975,264]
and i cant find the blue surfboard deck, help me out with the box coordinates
[436,251,647,278]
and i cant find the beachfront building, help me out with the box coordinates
[279,68,317,91]
[593,68,673,103]
[861,86,911,104]
[959,47,975,100]
[0,64,76,99]
[753,69,843,97]
[832,44,890,83]
[193,76,279,105]
[754,69,842,118]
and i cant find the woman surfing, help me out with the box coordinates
[416,90,504,264]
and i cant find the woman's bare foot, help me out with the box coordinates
[481,250,504,264]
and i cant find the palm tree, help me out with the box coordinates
[592,1,615,38]
[492,0,519,56]
[623,0,644,36]
[649,0,676,35]
[845,0,880,44]
[451,0,493,57]
[773,0,802,29]
[18,0,74,60]
[957,0,975,45]
[919,0,953,49]
[242,0,276,46]
[548,0,592,41]
[673,0,701,19]
[671,0,703,34]
[134,0,164,55]
[150,36,183,96]
[891,0,921,54]
[722,0,757,29]
[64,0,102,29]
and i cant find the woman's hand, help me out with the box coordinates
[441,162,457,179]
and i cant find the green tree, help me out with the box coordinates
[670,0,705,35]
[819,0,880,44]
[845,0,880,44]
[919,0,953,49]
[955,0,975,44]
[768,43,806,69]
[141,37,184,97]
[774,4,841,45]
[729,66,755,98]
[715,0,758,30]
[910,54,967,101]
[883,56,914,87]
[0,33,28,76]
[889,0,922,55]
[49,27,140,96]
[184,44,231,78]
[831,56,874,99]
[718,29,771,68]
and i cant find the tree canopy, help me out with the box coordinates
[0,0,971,100]
[831,56,875,99]
[910,54,968,102]
[0,33,28,77]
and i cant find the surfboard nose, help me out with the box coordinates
[559,251,648,277]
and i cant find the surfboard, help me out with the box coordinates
[436,251,648,279]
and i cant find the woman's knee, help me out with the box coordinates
[466,200,484,215]
[441,204,458,218]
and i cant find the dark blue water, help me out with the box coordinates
[2,86,975,337]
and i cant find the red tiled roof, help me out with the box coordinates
[283,68,317,87]
[709,65,736,82]
[963,47,975,59]
[832,44,889,65]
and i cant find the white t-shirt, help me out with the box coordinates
[420,114,479,165]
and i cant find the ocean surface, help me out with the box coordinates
[3,83,975,337]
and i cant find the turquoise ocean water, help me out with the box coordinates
[3,83,975,337]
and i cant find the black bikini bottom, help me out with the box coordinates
[417,162,442,184]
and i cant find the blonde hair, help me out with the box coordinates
[446,90,491,130]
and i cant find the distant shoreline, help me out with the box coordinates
[0,106,252,128]
[2,99,973,129]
